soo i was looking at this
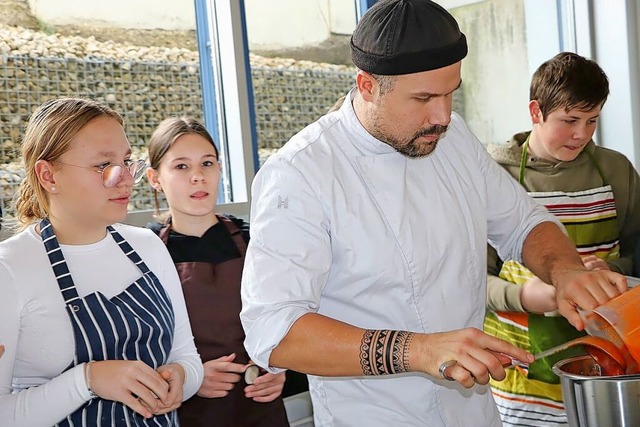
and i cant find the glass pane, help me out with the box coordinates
[0,1,202,225]
[244,0,358,166]
[242,0,561,162]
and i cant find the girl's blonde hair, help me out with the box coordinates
[14,97,123,229]
[147,117,218,218]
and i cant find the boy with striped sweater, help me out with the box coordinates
[484,52,640,426]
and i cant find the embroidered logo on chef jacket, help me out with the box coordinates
[277,195,289,209]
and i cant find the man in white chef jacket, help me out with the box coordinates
[240,1,628,426]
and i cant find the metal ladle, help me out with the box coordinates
[509,335,626,376]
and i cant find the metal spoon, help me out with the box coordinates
[507,335,626,375]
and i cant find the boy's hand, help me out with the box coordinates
[520,276,557,314]
[581,255,610,271]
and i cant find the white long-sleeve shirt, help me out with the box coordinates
[0,223,204,426]
[241,92,560,427]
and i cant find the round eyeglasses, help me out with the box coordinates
[55,159,147,188]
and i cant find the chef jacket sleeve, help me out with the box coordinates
[241,156,332,372]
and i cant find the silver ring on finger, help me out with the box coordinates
[438,360,457,381]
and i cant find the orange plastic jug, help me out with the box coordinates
[580,278,640,370]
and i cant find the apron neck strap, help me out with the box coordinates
[158,219,171,244]
[107,226,150,274]
[39,218,80,304]
[39,220,151,305]
[518,138,530,190]
[519,138,608,189]
[218,216,248,257]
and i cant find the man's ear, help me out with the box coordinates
[34,160,58,194]
[146,167,162,192]
[529,100,543,124]
[356,70,377,102]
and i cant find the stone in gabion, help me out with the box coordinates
[0,23,356,217]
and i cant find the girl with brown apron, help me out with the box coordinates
[145,116,289,427]
[156,216,289,427]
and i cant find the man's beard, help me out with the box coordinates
[372,124,449,158]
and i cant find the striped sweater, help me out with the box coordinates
[487,132,640,313]
[485,131,640,426]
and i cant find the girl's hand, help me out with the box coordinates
[244,369,286,403]
[88,360,170,418]
[197,353,246,398]
[152,363,185,415]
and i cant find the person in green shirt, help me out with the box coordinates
[485,52,640,426]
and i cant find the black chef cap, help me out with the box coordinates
[350,0,468,75]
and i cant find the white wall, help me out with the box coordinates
[589,0,640,167]
[451,0,531,146]
[26,0,357,48]
[244,0,356,50]
[329,0,357,35]
[27,0,195,30]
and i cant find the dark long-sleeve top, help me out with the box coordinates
[148,215,250,264]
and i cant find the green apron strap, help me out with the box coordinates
[518,137,530,190]
[520,138,607,187]
[585,148,608,186]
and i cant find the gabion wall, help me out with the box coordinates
[0,55,356,217]
[252,66,354,151]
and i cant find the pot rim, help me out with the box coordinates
[552,355,640,381]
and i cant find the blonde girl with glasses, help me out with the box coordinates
[145,117,290,427]
[0,98,203,426]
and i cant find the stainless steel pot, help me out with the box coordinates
[553,355,640,427]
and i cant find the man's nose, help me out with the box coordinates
[426,97,452,127]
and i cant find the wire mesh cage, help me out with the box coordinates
[252,66,355,151]
[0,55,203,216]
[0,54,357,219]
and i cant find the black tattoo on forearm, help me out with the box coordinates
[360,330,414,375]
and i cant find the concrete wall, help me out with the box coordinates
[27,0,196,30]
[245,0,329,49]
[451,0,531,145]
[226,0,357,50]
[329,0,356,34]
[26,0,356,47]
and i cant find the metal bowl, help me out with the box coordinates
[553,355,640,427]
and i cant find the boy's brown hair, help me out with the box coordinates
[530,52,609,119]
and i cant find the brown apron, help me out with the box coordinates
[160,216,288,427]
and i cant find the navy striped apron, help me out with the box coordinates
[40,219,178,426]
